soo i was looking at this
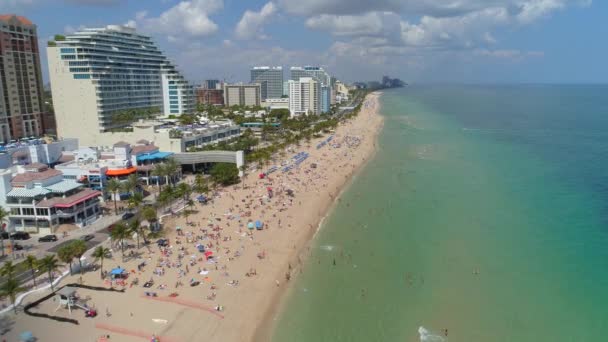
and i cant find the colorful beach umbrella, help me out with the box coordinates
[247,222,254,229]
[255,220,263,229]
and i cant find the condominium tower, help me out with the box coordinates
[290,66,331,113]
[288,77,320,116]
[0,15,47,142]
[47,25,194,146]
[250,66,283,100]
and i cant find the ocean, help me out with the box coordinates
[271,85,608,342]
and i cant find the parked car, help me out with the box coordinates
[81,234,95,242]
[38,234,58,242]
[122,212,135,220]
[0,232,9,239]
[13,243,24,250]
[10,232,30,240]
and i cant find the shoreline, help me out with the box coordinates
[5,92,384,342]
[252,92,385,342]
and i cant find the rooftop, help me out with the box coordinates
[38,189,101,208]
[0,15,34,26]
[11,169,62,185]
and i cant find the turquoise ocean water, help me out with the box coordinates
[272,85,608,342]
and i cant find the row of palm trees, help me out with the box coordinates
[0,255,61,313]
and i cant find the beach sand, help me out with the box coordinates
[2,92,384,342]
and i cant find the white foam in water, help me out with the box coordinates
[418,326,446,342]
[320,245,334,251]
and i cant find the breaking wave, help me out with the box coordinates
[418,326,446,342]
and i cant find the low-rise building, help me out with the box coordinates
[0,163,102,234]
[196,88,224,106]
[262,98,289,110]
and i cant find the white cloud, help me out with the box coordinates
[305,12,400,37]
[136,0,223,38]
[235,2,277,40]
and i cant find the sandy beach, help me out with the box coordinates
[2,92,384,342]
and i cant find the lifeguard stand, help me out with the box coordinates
[55,286,77,314]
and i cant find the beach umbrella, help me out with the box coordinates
[255,220,263,229]
[19,332,34,342]
[110,267,125,275]
[247,222,254,229]
[204,251,213,259]
[176,226,182,231]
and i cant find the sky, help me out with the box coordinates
[1,0,606,84]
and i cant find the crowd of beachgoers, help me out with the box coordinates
[2,92,384,342]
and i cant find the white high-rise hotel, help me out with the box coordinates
[288,77,320,116]
[47,25,194,146]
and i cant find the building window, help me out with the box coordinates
[73,74,91,79]
[60,48,76,54]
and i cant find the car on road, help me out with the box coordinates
[38,234,58,242]
[13,243,23,250]
[81,234,95,242]
[10,232,30,240]
[1,232,9,239]
[122,212,135,220]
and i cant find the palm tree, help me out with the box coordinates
[193,174,209,196]
[106,178,122,214]
[0,260,17,279]
[151,163,166,193]
[127,219,144,249]
[110,223,130,261]
[57,244,75,276]
[92,246,110,279]
[39,255,61,292]
[164,158,180,186]
[25,255,38,288]
[128,192,144,212]
[238,164,247,187]
[0,207,8,257]
[70,240,88,274]
[123,174,139,196]
[0,277,24,314]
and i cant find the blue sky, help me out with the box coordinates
[2,0,606,84]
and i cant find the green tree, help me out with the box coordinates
[57,244,75,276]
[0,260,16,279]
[106,178,122,214]
[210,163,240,186]
[151,163,166,193]
[25,255,38,288]
[193,174,209,195]
[164,158,180,186]
[121,174,138,196]
[127,219,144,249]
[0,277,25,314]
[110,223,130,261]
[128,192,144,211]
[92,246,110,279]
[39,255,61,292]
[0,207,8,257]
[70,240,88,275]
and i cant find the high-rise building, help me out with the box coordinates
[0,15,48,143]
[288,77,320,117]
[47,25,194,145]
[321,85,330,113]
[290,66,331,113]
[203,79,221,90]
[224,83,261,107]
[250,66,283,100]
[196,87,224,106]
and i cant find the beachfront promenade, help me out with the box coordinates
[2,93,384,342]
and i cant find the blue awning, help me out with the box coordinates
[136,151,174,162]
